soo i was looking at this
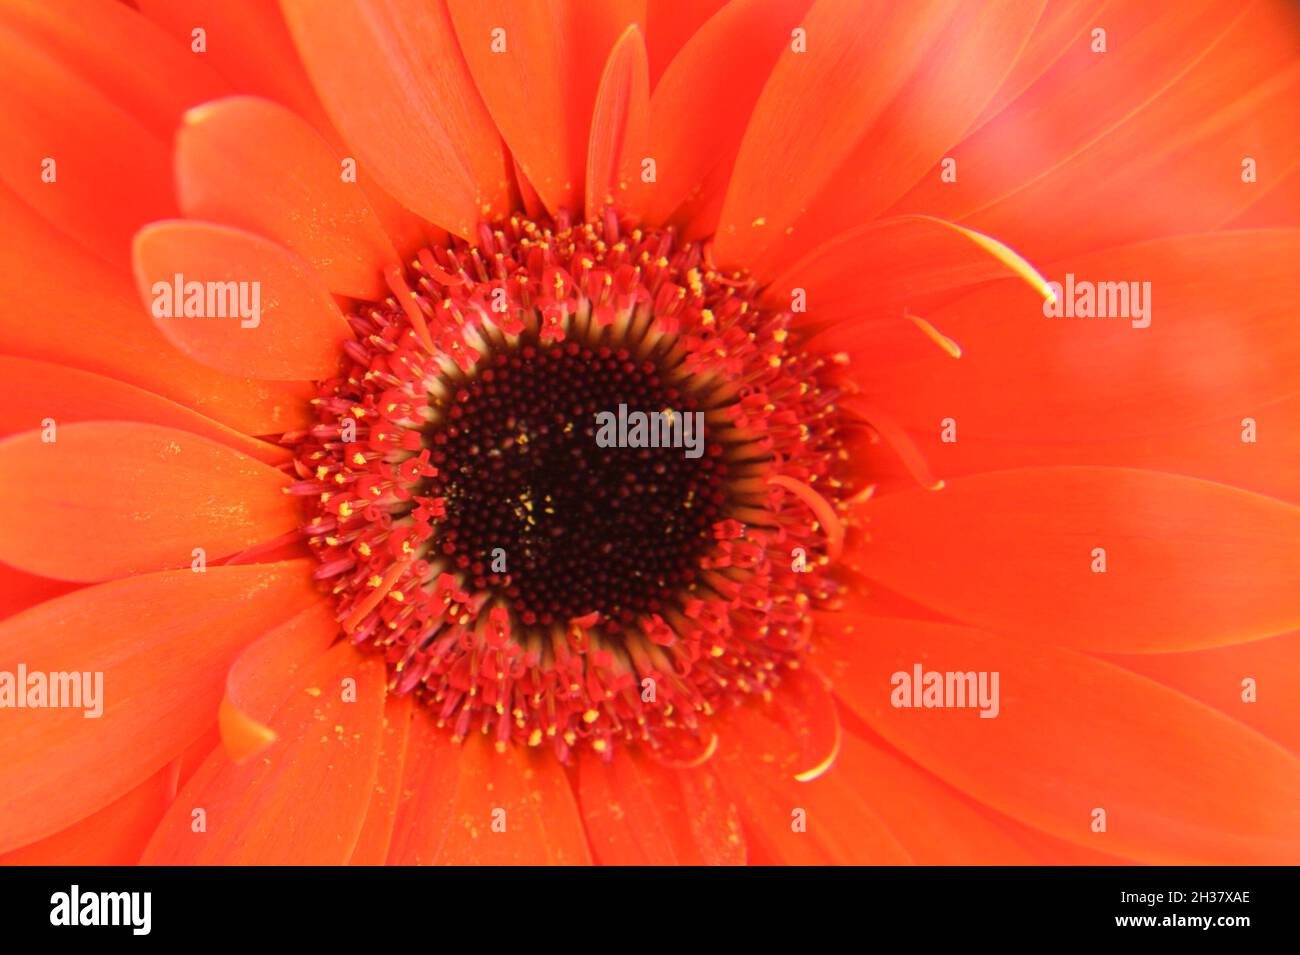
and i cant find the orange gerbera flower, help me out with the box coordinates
[0,0,1298,867]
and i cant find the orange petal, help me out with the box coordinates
[851,232,1300,489]
[0,563,79,622]
[966,0,1108,133]
[712,0,1039,277]
[1224,157,1300,230]
[350,693,414,865]
[133,220,351,381]
[819,615,1300,864]
[712,695,912,864]
[0,0,230,142]
[434,734,593,865]
[135,0,332,133]
[217,600,340,762]
[763,214,1051,347]
[958,9,1300,264]
[0,356,289,466]
[887,1,1252,248]
[0,3,195,268]
[385,709,463,864]
[282,0,510,238]
[448,0,645,217]
[853,467,1300,652]
[0,422,301,582]
[576,748,744,864]
[585,25,649,219]
[727,0,1044,275]
[826,722,1038,864]
[0,766,172,866]
[0,185,311,436]
[1099,630,1300,757]
[141,641,386,864]
[636,0,811,228]
[387,715,592,865]
[863,395,1300,510]
[0,560,319,853]
[177,96,398,299]
[644,0,727,86]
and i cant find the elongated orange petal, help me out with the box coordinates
[217,600,339,762]
[434,734,593,865]
[0,560,319,853]
[387,715,593,865]
[177,96,398,299]
[577,749,744,864]
[141,641,386,864]
[0,0,230,142]
[827,725,1038,864]
[0,564,79,622]
[852,232,1300,487]
[135,0,330,132]
[729,0,1044,275]
[0,2,205,268]
[448,0,645,217]
[0,766,172,866]
[853,467,1300,652]
[636,0,810,228]
[585,25,649,219]
[282,0,510,239]
[959,13,1300,264]
[766,215,1050,348]
[711,698,912,864]
[384,709,463,864]
[888,0,1250,244]
[133,220,351,381]
[965,0,1107,132]
[819,615,1300,864]
[0,357,289,466]
[0,185,310,436]
[0,422,300,582]
[350,693,414,865]
[1099,630,1300,757]
[644,0,727,86]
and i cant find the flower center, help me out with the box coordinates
[284,212,849,760]
[424,338,727,631]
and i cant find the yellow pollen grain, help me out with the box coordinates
[352,452,366,466]
[582,709,599,724]
[367,575,383,588]
[305,687,322,697]
[357,542,371,557]
[528,729,543,746]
